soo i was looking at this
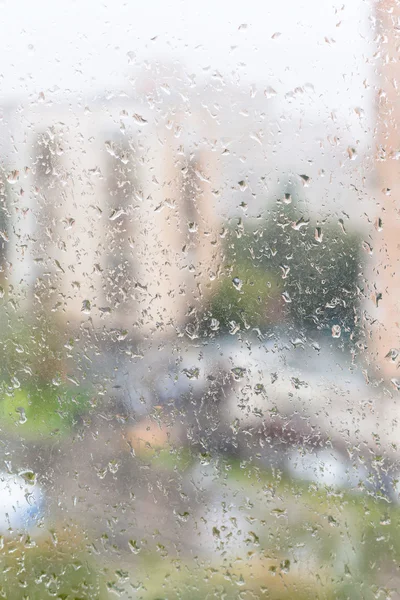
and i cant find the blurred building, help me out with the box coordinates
[0,80,222,337]
[372,0,400,384]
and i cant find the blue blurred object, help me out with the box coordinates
[0,471,44,533]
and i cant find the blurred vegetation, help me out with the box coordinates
[127,452,400,600]
[0,529,107,600]
[0,434,395,599]
[133,557,335,599]
[202,179,363,342]
[203,262,280,332]
[0,308,91,440]
[0,385,91,440]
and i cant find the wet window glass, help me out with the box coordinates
[0,1,398,598]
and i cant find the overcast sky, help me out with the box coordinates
[0,0,375,122]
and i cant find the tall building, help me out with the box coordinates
[371,0,400,384]
[1,86,221,337]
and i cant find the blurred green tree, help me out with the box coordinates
[202,177,363,341]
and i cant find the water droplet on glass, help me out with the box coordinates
[299,174,310,186]
[81,299,91,314]
[182,367,200,380]
[283,193,292,204]
[264,86,277,99]
[315,227,323,243]
[385,348,399,362]
[19,470,36,485]
[232,277,243,290]
[133,113,148,125]
[7,170,19,184]
[231,367,246,381]
[292,216,309,231]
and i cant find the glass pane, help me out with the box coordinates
[0,1,398,598]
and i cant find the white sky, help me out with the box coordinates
[0,0,375,121]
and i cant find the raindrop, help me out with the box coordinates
[81,299,91,314]
[315,227,323,243]
[182,367,200,380]
[19,470,36,485]
[133,113,148,125]
[347,146,357,160]
[109,207,126,221]
[299,174,310,186]
[292,216,309,230]
[283,193,292,204]
[264,86,277,99]
[385,348,399,362]
[231,367,246,381]
[210,318,220,331]
[232,277,243,290]
[7,170,19,184]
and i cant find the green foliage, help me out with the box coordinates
[0,384,91,440]
[204,262,280,333]
[206,179,363,339]
[0,311,91,440]
[0,537,107,600]
[135,556,334,600]
[0,312,65,386]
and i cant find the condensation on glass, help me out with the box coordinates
[0,1,398,598]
